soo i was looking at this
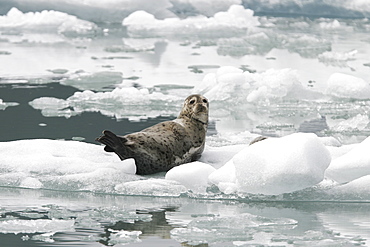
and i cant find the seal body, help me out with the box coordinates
[96,94,209,175]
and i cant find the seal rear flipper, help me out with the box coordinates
[96,130,130,160]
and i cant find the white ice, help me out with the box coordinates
[122,5,260,39]
[0,139,137,192]
[326,73,370,99]
[165,161,216,194]
[29,87,183,120]
[209,133,332,195]
[0,99,19,110]
[193,66,318,104]
[0,133,369,198]
[326,136,370,184]
[0,8,98,37]
[0,218,75,234]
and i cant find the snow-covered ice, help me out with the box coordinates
[193,66,317,103]
[0,8,98,37]
[0,219,75,234]
[122,5,260,39]
[29,87,183,120]
[165,162,216,194]
[326,73,370,99]
[210,133,331,195]
[326,136,370,184]
[0,139,138,192]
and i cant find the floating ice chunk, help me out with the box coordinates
[115,179,187,197]
[0,8,98,37]
[31,232,56,243]
[19,177,43,189]
[226,133,331,195]
[325,136,370,184]
[331,114,369,132]
[170,0,242,17]
[208,160,236,194]
[29,87,183,120]
[319,19,341,29]
[329,175,370,196]
[193,66,313,104]
[326,73,370,99]
[217,32,275,56]
[29,97,76,118]
[0,99,19,110]
[165,162,216,194]
[61,71,123,91]
[318,50,357,67]
[282,34,331,58]
[199,144,246,168]
[171,213,297,245]
[122,5,260,39]
[108,229,142,246]
[0,219,75,234]
[0,139,139,192]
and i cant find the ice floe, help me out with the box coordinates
[171,213,297,245]
[326,136,370,184]
[0,99,19,110]
[209,133,331,195]
[165,162,216,194]
[0,132,370,199]
[326,73,370,99]
[193,66,317,104]
[122,5,260,39]
[0,218,75,234]
[0,139,138,192]
[0,8,98,37]
[29,87,183,120]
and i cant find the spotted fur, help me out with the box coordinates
[96,94,209,175]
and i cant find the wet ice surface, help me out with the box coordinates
[1,1,370,246]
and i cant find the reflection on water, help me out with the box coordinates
[0,188,369,246]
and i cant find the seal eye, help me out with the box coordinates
[189,99,195,104]
[202,99,208,104]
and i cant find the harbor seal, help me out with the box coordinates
[96,94,209,175]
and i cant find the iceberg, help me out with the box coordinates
[326,73,370,99]
[209,133,332,195]
[122,5,260,39]
[0,8,98,37]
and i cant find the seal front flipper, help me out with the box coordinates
[96,130,131,161]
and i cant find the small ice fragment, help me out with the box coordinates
[19,177,43,189]
[39,123,47,127]
[47,69,69,74]
[165,161,216,194]
[71,136,85,141]
[108,229,142,246]
[331,114,369,132]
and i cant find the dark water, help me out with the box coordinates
[0,83,174,143]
